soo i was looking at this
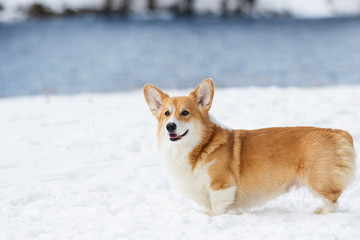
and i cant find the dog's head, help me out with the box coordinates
[144,79,214,145]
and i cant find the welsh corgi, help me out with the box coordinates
[143,78,356,216]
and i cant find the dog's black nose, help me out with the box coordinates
[166,122,177,132]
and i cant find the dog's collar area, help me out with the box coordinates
[169,130,189,141]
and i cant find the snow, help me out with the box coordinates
[0,0,360,22]
[0,0,103,22]
[256,0,360,18]
[1,86,360,239]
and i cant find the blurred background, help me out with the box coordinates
[1,0,360,97]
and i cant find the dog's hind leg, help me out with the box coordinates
[306,135,355,214]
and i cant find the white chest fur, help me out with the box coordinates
[159,140,213,209]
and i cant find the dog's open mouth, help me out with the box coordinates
[169,130,188,141]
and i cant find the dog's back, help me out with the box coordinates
[232,127,356,213]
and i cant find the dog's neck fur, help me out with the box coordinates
[188,118,233,170]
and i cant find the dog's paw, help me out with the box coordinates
[314,201,338,215]
[203,210,221,217]
[313,207,337,215]
[228,208,243,215]
[313,207,323,214]
[202,209,213,216]
[202,209,225,217]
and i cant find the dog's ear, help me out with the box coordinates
[143,84,169,118]
[189,78,214,112]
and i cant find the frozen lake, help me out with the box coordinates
[1,16,360,97]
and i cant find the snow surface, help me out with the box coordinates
[256,0,360,18]
[0,0,360,21]
[1,86,360,239]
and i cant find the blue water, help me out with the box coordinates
[1,16,360,97]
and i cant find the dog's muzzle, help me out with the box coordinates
[169,130,189,142]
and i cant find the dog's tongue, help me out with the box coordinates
[169,134,179,139]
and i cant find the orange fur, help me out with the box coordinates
[144,79,356,215]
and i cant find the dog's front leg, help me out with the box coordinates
[208,185,237,216]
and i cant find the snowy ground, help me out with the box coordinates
[1,0,360,22]
[1,86,360,240]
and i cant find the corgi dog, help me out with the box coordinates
[143,78,356,216]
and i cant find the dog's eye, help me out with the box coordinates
[181,110,189,116]
[164,111,170,116]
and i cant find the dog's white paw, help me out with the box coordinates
[202,209,213,216]
[202,209,225,217]
[314,199,338,215]
[313,207,323,214]
[314,206,337,215]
